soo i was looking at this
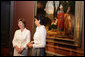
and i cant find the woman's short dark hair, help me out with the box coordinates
[18,18,26,27]
[34,15,46,26]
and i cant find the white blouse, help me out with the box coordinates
[12,28,30,49]
[33,25,47,48]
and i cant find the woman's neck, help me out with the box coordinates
[20,27,25,32]
[37,24,41,27]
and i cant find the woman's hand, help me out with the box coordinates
[14,45,21,53]
[30,41,34,44]
[27,43,33,48]
[29,43,33,48]
[19,47,25,54]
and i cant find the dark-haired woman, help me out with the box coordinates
[27,15,47,56]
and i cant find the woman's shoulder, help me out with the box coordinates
[40,25,46,31]
[14,30,20,34]
[41,25,45,28]
[15,29,20,33]
[25,28,30,33]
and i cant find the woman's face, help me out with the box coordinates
[34,18,40,26]
[18,21,25,29]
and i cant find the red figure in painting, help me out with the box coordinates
[57,4,64,31]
